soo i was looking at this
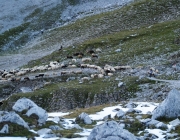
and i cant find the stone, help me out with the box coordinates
[116,109,125,118]
[0,124,9,134]
[75,112,92,124]
[37,128,56,138]
[125,102,138,108]
[118,82,123,87]
[0,111,29,129]
[88,121,137,140]
[156,122,168,129]
[12,97,48,124]
[49,125,63,131]
[169,118,180,127]
[103,114,111,121]
[152,89,180,119]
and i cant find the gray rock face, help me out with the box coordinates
[152,89,180,119]
[75,112,92,124]
[116,109,125,118]
[49,125,63,131]
[0,124,9,134]
[0,111,29,129]
[88,120,137,140]
[13,97,48,124]
[169,118,180,127]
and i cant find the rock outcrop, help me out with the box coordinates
[88,120,137,140]
[0,111,29,129]
[0,124,9,134]
[152,89,180,119]
[75,112,92,124]
[13,97,48,124]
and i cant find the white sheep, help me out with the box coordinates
[96,48,102,53]
[82,58,92,62]
[104,64,116,72]
[114,65,132,70]
[81,77,90,82]
[98,74,104,78]
[108,73,113,76]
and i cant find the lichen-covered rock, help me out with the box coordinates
[152,89,180,119]
[88,120,137,140]
[75,112,92,124]
[12,97,48,124]
[0,111,29,129]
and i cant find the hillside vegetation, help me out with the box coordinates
[0,0,180,112]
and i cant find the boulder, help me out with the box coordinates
[88,121,137,140]
[152,89,180,119]
[0,111,29,129]
[169,118,180,127]
[75,112,92,124]
[156,122,168,129]
[13,97,48,124]
[0,124,9,134]
[49,125,63,131]
[37,128,56,138]
[116,109,126,118]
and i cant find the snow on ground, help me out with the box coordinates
[1,101,171,140]
[145,129,167,140]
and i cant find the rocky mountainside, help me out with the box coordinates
[0,0,180,138]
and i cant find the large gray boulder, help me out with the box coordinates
[0,111,29,129]
[152,89,180,119]
[75,112,92,124]
[88,120,137,140]
[12,97,48,124]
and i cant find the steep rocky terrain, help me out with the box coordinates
[0,0,180,138]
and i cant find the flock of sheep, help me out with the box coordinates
[0,58,132,83]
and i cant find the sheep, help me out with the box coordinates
[80,64,88,69]
[98,74,104,78]
[72,59,77,63]
[86,49,95,54]
[73,52,84,56]
[104,64,116,72]
[108,73,113,76]
[114,66,132,70]
[2,71,8,78]
[91,53,98,58]
[68,64,77,68]
[58,46,63,51]
[81,77,90,82]
[78,54,83,58]
[35,73,44,78]
[82,57,92,62]
[5,73,14,78]
[24,76,30,81]
[15,71,27,76]
[61,71,70,75]
[73,70,82,74]
[96,48,102,53]
[67,55,73,59]
[61,63,68,68]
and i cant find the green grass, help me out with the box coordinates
[25,18,180,69]
[0,122,36,137]
[0,22,30,51]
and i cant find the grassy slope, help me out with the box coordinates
[1,0,180,112]
[1,0,180,137]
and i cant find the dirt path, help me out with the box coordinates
[148,77,180,89]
